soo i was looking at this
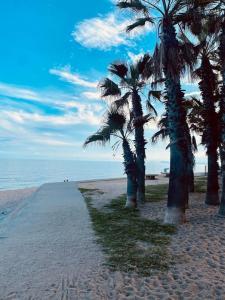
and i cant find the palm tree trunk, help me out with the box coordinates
[132,90,146,203]
[188,166,195,193]
[218,146,225,216]
[122,139,137,208]
[199,57,219,205]
[186,124,195,194]
[218,23,225,216]
[161,18,189,224]
[206,151,219,205]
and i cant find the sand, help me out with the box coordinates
[0,177,224,299]
[0,187,37,222]
[77,176,225,300]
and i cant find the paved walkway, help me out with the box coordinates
[0,182,103,299]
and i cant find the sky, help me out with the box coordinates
[0,0,204,162]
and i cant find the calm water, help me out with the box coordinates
[0,159,206,190]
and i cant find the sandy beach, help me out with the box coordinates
[0,187,37,222]
[0,176,224,299]
[77,176,225,300]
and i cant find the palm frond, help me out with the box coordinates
[136,53,152,78]
[99,78,121,97]
[106,108,126,132]
[117,0,148,13]
[151,128,168,144]
[108,62,128,78]
[84,126,111,148]
[133,113,152,127]
[113,92,131,109]
[148,90,162,101]
[127,17,153,32]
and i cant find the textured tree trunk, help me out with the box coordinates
[199,57,219,205]
[218,23,225,216]
[132,90,146,203]
[161,19,189,224]
[187,125,195,194]
[206,151,220,205]
[218,147,225,216]
[122,139,137,208]
[188,165,195,193]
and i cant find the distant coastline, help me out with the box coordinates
[0,159,206,190]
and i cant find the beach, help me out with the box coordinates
[0,176,224,299]
[0,187,37,221]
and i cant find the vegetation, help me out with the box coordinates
[84,109,138,208]
[80,187,176,276]
[145,184,168,203]
[83,0,224,223]
[99,56,157,203]
[194,176,207,193]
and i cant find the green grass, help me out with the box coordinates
[80,188,176,276]
[145,184,168,202]
[194,176,207,193]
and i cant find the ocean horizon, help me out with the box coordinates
[0,158,207,191]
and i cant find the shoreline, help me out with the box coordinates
[0,174,206,224]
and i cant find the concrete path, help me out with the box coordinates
[0,182,103,299]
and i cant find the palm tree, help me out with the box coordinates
[99,55,156,203]
[179,23,220,205]
[84,108,138,208]
[116,0,195,223]
[183,0,225,213]
[217,3,225,215]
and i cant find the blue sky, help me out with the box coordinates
[0,0,203,162]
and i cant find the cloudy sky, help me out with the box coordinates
[0,0,203,162]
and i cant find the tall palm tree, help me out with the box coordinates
[183,0,224,213]
[217,3,225,215]
[117,0,194,223]
[179,24,220,205]
[99,55,156,203]
[84,108,138,208]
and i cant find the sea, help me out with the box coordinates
[0,159,207,190]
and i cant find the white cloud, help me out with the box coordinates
[73,13,152,50]
[127,51,145,63]
[3,106,102,127]
[82,91,101,100]
[33,137,76,147]
[0,82,40,101]
[50,68,97,88]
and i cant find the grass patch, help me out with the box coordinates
[80,189,176,276]
[194,176,207,193]
[145,184,168,203]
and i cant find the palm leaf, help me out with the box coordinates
[108,62,128,78]
[99,78,121,97]
[106,108,126,132]
[113,92,131,109]
[151,128,168,144]
[84,126,111,147]
[136,53,151,77]
[148,90,162,101]
[117,0,148,13]
[127,17,153,32]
